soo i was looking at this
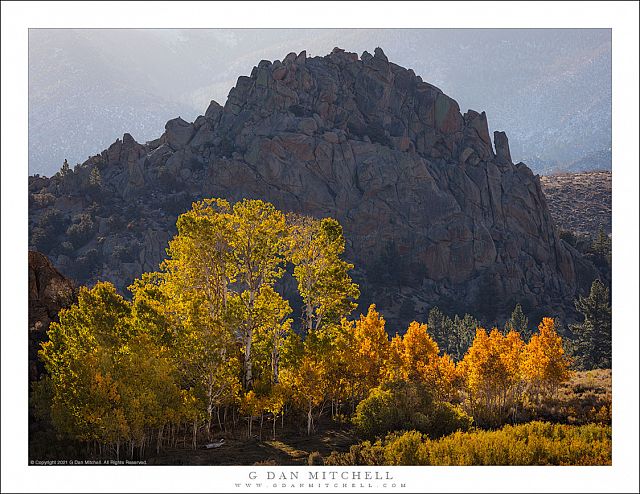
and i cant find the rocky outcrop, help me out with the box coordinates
[28,48,598,328]
[28,251,76,381]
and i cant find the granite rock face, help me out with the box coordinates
[28,251,76,381]
[28,48,597,328]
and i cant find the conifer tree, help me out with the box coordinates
[591,226,612,266]
[59,159,71,177]
[89,166,102,188]
[570,280,611,369]
[504,303,531,340]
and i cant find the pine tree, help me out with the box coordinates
[451,314,478,361]
[89,166,102,188]
[59,159,71,177]
[591,226,611,267]
[504,303,530,340]
[570,280,611,369]
[427,307,446,352]
[428,308,476,361]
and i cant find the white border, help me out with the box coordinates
[2,1,638,493]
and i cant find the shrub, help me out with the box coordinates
[66,213,96,249]
[325,441,386,466]
[38,209,68,233]
[112,243,139,263]
[522,369,611,425]
[352,380,472,439]
[353,386,398,438]
[558,229,577,247]
[31,192,57,208]
[31,227,57,253]
[254,459,278,466]
[308,451,324,465]
[106,214,125,230]
[60,241,74,254]
[382,430,426,465]
[71,249,101,280]
[428,402,474,439]
[325,422,611,466]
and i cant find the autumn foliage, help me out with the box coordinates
[35,198,578,461]
[326,421,611,466]
[458,319,572,426]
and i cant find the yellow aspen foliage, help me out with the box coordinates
[39,282,186,454]
[240,390,264,438]
[383,322,439,384]
[416,353,459,402]
[162,198,234,318]
[286,215,359,332]
[384,333,406,382]
[522,317,572,401]
[325,319,358,405]
[350,305,390,399]
[280,351,330,435]
[383,321,456,400]
[458,328,525,426]
[401,322,440,372]
[264,384,289,440]
[34,191,586,455]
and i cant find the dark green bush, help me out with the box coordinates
[38,209,68,233]
[428,402,474,439]
[66,213,96,249]
[71,249,101,280]
[352,380,472,439]
[31,227,57,252]
[60,241,74,254]
[112,243,139,263]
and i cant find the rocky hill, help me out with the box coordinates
[28,47,598,328]
[29,29,611,177]
[540,171,611,237]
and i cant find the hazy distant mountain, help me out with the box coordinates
[29,28,610,177]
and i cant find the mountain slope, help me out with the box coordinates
[540,171,612,236]
[28,48,598,328]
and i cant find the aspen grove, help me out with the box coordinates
[35,198,575,459]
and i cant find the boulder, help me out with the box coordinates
[164,117,195,150]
